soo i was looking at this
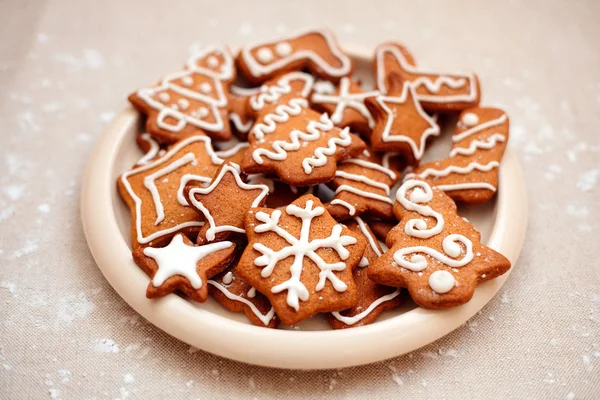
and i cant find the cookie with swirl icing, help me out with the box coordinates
[237,29,353,84]
[129,46,235,144]
[405,107,509,205]
[368,180,511,309]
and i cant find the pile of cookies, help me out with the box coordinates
[118,29,511,329]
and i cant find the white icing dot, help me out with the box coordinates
[256,47,274,64]
[461,112,479,127]
[275,41,292,57]
[181,76,193,87]
[428,270,455,294]
[247,287,256,298]
[192,107,209,119]
[158,92,170,103]
[177,99,189,110]
[199,82,212,94]
[207,56,219,68]
[314,81,336,94]
[222,271,233,285]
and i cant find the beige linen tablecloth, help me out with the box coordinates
[1,0,599,398]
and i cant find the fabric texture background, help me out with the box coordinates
[1,0,599,398]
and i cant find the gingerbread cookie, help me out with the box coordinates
[214,141,250,167]
[326,152,399,221]
[310,77,378,138]
[228,85,260,140]
[133,233,236,303]
[129,46,235,144]
[366,218,396,243]
[118,135,224,248]
[404,107,509,204]
[368,180,511,309]
[135,133,166,167]
[374,42,480,112]
[366,76,440,166]
[208,252,278,328]
[237,29,353,84]
[327,217,402,329]
[242,73,366,186]
[185,162,270,243]
[237,194,366,325]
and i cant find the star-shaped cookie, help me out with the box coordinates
[118,135,224,249]
[327,217,403,329]
[237,194,367,325]
[310,77,378,138]
[326,151,399,221]
[366,76,440,166]
[185,162,270,244]
[368,180,511,309]
[129,46,235,144]
[133,233,236,303]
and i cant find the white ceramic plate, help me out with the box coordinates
[81,46,527,370]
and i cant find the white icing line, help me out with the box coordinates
[406,161,500,180]
[331,289,400,326]
[354,217,382,257]
[449,133,506,157]
[452,114,508,143]
[214,142,250,159]
[341,158,397,180]
[330,199,355,216]
[251,98,308,141]
[229,113,254,133]
[136,133,161,166]
[207,280,275,326]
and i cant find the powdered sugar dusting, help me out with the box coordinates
[577,169,598,193]
[94,338,119,353]
[57,292,95,323]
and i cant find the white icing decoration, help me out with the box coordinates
[120,136,224,245]
[229,113,254,133]
[199,82,212,94]
[181,76,193,87]
[187,164,269,241]
[449,133,506,157]
[249,72,314,112]
[313,81,336,94]
[136,133,161,166]
[428,270,456,293]
[311,77,378,128]
[207,280,275,325]
[222,271,233,285]
[230,85,261,96]
[143,234,233,289]
[358,257,369,267]
[275,41,292,57]
[341,159,397,180]
[461,112,479,127]
[252,199,357,311]
[158,92,170,103]
[302,127,352,174]
[251,98,307,141]
[176,174,212,206]
[395,180,444,239]
[256,47,274,64]
[241,29,352,79]
[393,234,474,271]
[404,161,500,193]
[354,217,382,257]
[331,289,400,325]
[452,114,508,143]
[177,98,189,110]
[214,142,250,159]
[206,56,219,68]
[332,159,396,206]
[373,82,440,161]
[375,43,477,103]
[136,46,233,134]
[247,287,257,298]
[330,199,355,216]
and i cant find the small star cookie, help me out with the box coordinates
[133,233,236,303]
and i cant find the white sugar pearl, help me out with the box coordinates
[158,92,170,103]
[256,47,274,64]
[275,41,292,57]
[199,82,212,94]
[461,112,479,127]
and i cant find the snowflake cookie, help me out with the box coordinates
[129,46,235,144]
[368,180,511,309]
[374,42,481,112]
[237,194,367,325]
[133,233,236,303]
[327,217,403,329]
[237,28,353,84]
[405,107,510,205]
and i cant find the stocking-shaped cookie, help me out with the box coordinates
[129,46,235,143]
[327,218,403,329]
[374,42,480,112]
[368,180,511,309]
[326,151,399,221]
[366,76,440,166]
[118,136,224,249]
[405,108,509,205]
[228,85,260,140]
[185,163,270,243]
[310,77,379,138]
[133,233,236,303]
[238,195,366,325]
[237,29,353,84]
[208,252,279,328]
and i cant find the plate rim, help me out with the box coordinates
[80,48,528,370]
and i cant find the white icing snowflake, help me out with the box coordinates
[252,199,357,311]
